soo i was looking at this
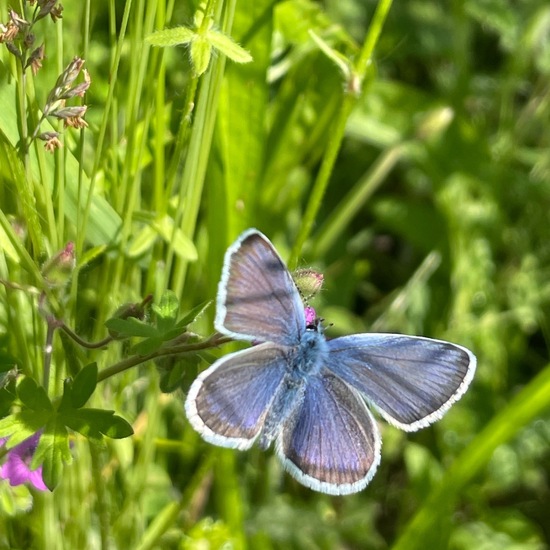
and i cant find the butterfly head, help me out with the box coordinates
[304,306,330,336]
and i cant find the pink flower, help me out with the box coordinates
[0,433,47,491]
[305,306,317,325]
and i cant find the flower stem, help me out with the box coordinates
[59,323,114,349]
[288,0,394,268]
[96,333,231,383]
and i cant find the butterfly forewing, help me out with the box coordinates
[326,334,476,430]
[216,230,305,345]
[185,343,290,450]
[277,370,381,495]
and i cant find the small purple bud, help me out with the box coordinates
[107,295,152,339]
[41,242,75,287]
[293,268,324,299]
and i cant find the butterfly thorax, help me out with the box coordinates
[293,327,327,377]
[257,328,328,449]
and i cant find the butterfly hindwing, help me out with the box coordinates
[277,370,381,495]
[185,342,290,450]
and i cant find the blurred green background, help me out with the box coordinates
[1,0,550,548]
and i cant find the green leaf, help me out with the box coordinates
[158,361,187,393]
[131,336,165,356]
[161,327,190,342]
[0,221,19,264]
[0,386,16,417]
[105,415,134,439]
[126,224,157,258]
[62,408,133,440]
[58,378,74,412]
[158,355,200,393]
[77,245,107,270]
[32,418,71,491]
[152,216,198,261]
[127,216,198,260]
[167,228,198,261]
[0,410,49,447]
[0,350,19,372]
[145,26,196,47]
[104,317,159,338]
[177,300,212,329]
[193,6,206,28]
[17,377,52,412]
[190,35,212,76]
[70,363,98,409]
[152,290,179,333]
[206,29,253,63]
[145,12,252,76]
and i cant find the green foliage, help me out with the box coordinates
[32,418,72,491]
[0,366,132,489]
[146,3,252,76]
[105,291,210,354]
[0,62,122,248]
[0,0,550,548]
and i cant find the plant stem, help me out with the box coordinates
[288,0,394,267]
[59,323,114,349]
[96,334,231,383]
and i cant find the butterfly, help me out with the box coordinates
[185,229,476,495]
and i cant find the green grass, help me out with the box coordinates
[1,0,550,548]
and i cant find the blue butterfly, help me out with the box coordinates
[185,229,476,495]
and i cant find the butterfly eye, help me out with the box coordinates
[305,309,326,333]
[305,320,321,332]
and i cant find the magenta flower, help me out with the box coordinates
[304,306,317,325]
[0,433,47,491]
